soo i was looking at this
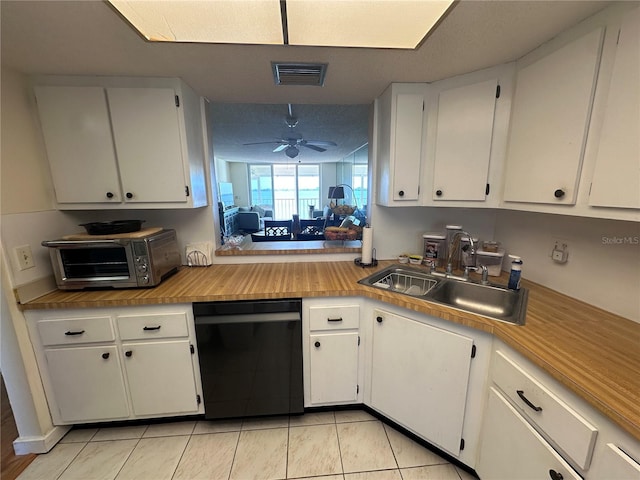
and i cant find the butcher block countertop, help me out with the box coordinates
[21,260,640,441]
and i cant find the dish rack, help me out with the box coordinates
[373,272,438,297]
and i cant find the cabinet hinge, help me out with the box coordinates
[495,85,501,99]
[460,438,465,450]
[588,182,592,196]
[357,385,360,394]
[616,28,621,45]
[185,186,190,197]
[422,101,425,111]
[175,95,180,107]
[471,345,476,359]
[417,185,420,195]
[358,336,361,346]
[196,394,201,405]
[485,183,490,196]
[190,344,195,354]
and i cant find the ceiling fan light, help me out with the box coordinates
[285,146,299,158]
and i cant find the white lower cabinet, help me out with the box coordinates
[25,305,203,425]
[369,308,474,456]
[478,387,582,480]
[121,340,199,417]
[303,298,362,407]
[44,345,129,423]
[309,333,359,405]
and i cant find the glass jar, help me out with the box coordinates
[423,233,446,269]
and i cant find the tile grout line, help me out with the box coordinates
[168,423,196,480]
[226,422,244,480]
[111,424,148,480]
[333,416,346,479]
[52,438,89,480]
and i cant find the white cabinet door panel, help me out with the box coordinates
[477,387,582,480]
[503,28,604,205]
[309,333,359,404]
[370,310,473,455]
[393,94,424,201]
[433,79,497,201]
[122,340,199,416]
[45,346,129,423]
[34,86,121,204]
[590,443,640,479]
[589,9,640,209]
[107,88,187,203]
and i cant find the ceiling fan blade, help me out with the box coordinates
[243,140,284,146]
[273,144,288,152]
[304,140,337,147]
[302,144,326,152]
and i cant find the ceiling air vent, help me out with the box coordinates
[272,62,328,86]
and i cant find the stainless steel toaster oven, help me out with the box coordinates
[42,229,180,290]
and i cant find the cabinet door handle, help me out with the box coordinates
[101,352,110,359]
[549,469,564,480]
[376,316,383,323]
[314,341,321,348]
[435,189,443,197]
[327,317,342,322]
[106,192,114,199]
[125,350,133,357]
[126,192,133,199]
[143,325,161,331]
[554,189,565,198]
[516,390,543,412]
[64,330,85,336]
[398,190,405,197]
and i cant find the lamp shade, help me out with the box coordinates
[328,186,345,199]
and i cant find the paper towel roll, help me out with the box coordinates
[361,226,373,265]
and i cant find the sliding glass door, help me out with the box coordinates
[250,164,320,220]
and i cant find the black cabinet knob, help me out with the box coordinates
[101,352,110,359]
[314,341,321,348]
[436,189,443,197]
[106,192,114,199]
[126,192,133,199]
[125,350,133,357]
[398,190,405,197]
[549,470,564,480]
[376,316,383,323]
[554,189,565,198]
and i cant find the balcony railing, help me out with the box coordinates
[271,198,320,220]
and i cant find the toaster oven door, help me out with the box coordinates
[45,240,137,289]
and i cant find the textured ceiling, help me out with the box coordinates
[1,0,611,162]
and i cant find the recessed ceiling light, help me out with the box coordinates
[108,0,454,49]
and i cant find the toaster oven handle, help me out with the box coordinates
[41,239,129,247]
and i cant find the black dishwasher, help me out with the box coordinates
[193,299,303,419]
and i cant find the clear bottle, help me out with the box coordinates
[508,255,523,290]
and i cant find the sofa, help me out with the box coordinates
[236,206,273,233]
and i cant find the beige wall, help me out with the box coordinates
[1,67,55,214]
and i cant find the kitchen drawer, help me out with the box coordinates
[493,350,598,469]
[116,312,188,340]
[37,316,114,346]
[309,305,359,331]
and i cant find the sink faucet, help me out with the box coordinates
[446,231,476,275]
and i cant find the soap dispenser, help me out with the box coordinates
[508,255,523,290]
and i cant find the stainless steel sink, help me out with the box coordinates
[359,266,528,325]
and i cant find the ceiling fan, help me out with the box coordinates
[243,104,337,158]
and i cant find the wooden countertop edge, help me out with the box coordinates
[19,262,640,440]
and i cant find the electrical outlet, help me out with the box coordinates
[550,238,569,264]
[14,244,35,270]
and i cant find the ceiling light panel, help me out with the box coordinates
[286,0,454,49]
[109,0,283,44]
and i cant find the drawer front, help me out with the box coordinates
[309,305,359,331]
[493,350,598,469]
[37,316,114,346]
[116,312,188,340]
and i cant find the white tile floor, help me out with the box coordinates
[17,410,477,480]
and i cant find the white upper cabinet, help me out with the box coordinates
[34,77,208,209]
[431,78,499,202]
[34,86,121,204]
[502,27,604,205]
[588,9,640,210]
[375,84,426,206]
